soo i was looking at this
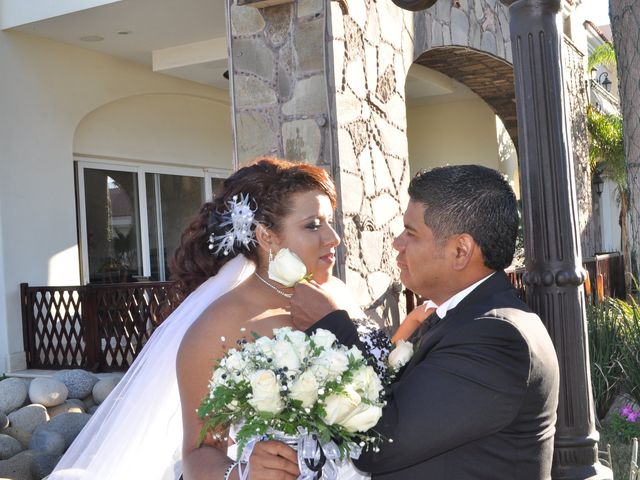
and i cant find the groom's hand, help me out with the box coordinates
[248,440,299,479]
[290,281,339,331]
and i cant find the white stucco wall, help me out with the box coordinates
[0,30,232,372]
[406,98,520,198]
[407,98,500,173]
[74,94,232,167]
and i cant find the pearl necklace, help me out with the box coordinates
[254,272,293,299]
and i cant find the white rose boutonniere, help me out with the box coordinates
[268,248,308,287]
[388,339,414,371]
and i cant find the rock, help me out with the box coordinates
[92,377,120,404]
[66,399,85,410]
[81,394,95,411]
[29,429,65,456]
[0,449,35,480]
[7,405,49,434]
[0,433,23,459]
[29,378,68,407]
[31,452,61,479]
[53,370,98,400]
[3,426,32,449]
[0,378,28,414]
[0,411,8,429]
[87,405,100,415]
[48,401,85,419]
[34,413,91,449]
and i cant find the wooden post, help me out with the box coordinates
[83,284,100,372]
[20,283,32,367]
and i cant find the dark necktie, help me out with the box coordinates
[413,311,442,348]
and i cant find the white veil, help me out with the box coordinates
[50,255,255,480]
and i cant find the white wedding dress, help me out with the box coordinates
[50,255,373,479]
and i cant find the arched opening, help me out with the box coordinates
[405,47,519,195]
[74,93,233,283]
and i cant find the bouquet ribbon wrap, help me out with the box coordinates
[236,428,362,480]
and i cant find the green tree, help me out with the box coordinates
[609,0,640,287]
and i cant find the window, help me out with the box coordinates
[76,159,230,283]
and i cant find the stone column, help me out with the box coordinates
[501,0,610,478]
[227,0,332,169]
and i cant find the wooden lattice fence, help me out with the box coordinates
[404,253,626,313]
[21,282,180,372]
[22,254,624,372]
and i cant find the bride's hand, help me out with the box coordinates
[248,440,299,479]
[290,280,339,331]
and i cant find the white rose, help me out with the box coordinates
[273,339,301,372]
[289,371,319,408]
[315,349,350,380]
[274,326,294,340]
[322,386,361,425]
[254,336,275,357]
[224,349,246,371]
[248,370,284,414]
[310,362,330,382]
[311,329,337,350]
[388,340,414,370]
[347,345,364,362]
[268,248,308,287]
[340,403,383,433]
[285,330,311,361]
[349,366,383,402]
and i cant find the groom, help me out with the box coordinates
[254,165,560,479]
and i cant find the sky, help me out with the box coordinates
[582,0,610,26]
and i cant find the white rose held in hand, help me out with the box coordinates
[268,248,308,287]
[388,339,414,370]
[248,370,284,414]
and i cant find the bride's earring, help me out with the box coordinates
[268,248,274,264]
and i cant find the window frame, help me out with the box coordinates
[75,157,231,284]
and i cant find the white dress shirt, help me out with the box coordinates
[423,272,495,319]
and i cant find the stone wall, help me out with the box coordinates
[327,0,512,320]
[562,36,599,258]
[228,0,332,168]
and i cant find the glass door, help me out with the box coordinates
[146,173,204,280]
[82,168,143,283]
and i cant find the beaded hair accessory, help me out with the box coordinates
[207,194,258,257]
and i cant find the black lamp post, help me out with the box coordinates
[389,0,610,478]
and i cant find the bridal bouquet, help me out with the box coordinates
[198,327,384,474]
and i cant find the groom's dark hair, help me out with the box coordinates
[408,164,518,270]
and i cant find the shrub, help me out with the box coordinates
[617,296,640,405]
[609,403,640,442]
[587,298,625,419]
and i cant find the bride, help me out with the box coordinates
[51,157,422,480]
[177,158,378,479]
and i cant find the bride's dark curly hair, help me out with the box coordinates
[170,157,337,296]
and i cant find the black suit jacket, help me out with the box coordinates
[309,271,559,480]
